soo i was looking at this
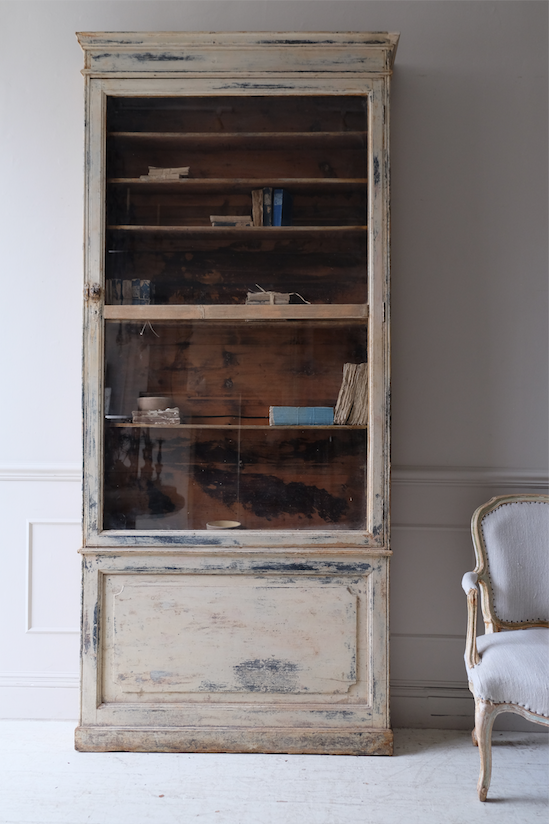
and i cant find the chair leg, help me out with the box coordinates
[475,699,498,801]
[470,686,479,746]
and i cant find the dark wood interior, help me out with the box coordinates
[105,95,368,307]
[102,94,369,531]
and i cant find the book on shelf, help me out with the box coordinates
[251,188,292,227]
[106,279,123,305]
[106,279,153,305]
[251,188,263,226]
[262,187,273,226]
[333,363,368,425]
[209,215,253,227]
[122,279,133,305]
[273,189,293,226]
[140,166,190,181]
[269,407,334,426]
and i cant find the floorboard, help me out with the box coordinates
[0,723,546,823]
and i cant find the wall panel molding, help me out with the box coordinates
[0,465,81,482]
[26,520,81,634]
[0,672,79,689]
[2,464,546,487]
[2,465,547,487]
[392,466,549,488]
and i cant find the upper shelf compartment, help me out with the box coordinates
[106,95,368,181]
[106,94,368,134]
[105,94,369,308]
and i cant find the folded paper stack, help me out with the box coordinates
[132,407,181,425]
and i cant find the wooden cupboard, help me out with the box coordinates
[76,31,398,754]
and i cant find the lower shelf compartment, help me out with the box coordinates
[104,426,367,530]
[74,725,393,755]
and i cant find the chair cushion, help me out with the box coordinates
[465,628,549,717]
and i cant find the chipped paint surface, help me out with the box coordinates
[102,577,358,698]
[78,31,396,753]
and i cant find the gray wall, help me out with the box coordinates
[0,0,547,726]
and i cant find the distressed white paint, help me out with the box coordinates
[104,578,358,697]
[75,31,395,753]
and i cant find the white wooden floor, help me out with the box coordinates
[0,722,546,823]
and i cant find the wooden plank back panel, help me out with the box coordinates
[103,426,367,530]
[107,94,368,134]
[105,321,367,420]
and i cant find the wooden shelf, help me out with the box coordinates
[107,422,367,430]
[108,177,367,191]
[103,304,368,321]
[108,224,366,234]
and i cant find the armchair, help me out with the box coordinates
[462,494,549,801]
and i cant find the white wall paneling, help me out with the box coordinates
[0,0,547,724]
[26,521,81,634]
[0,476,81,719]
[390,467,548,731]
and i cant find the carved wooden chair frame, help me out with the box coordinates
[464,493,549,801]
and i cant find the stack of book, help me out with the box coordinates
[210,216,252,227]
[106,279,154,305]
[246,286,290,305]
[333,363,368,425]
[132,407,181,426]
[140,166,190,181]
[252,188,292,226]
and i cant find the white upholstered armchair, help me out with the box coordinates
[462,494,549,801]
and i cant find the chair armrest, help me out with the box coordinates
[462,571,481,668]
[462,570,478,594]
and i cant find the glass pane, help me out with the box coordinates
[105,95,367,307]
[103,320,367,531]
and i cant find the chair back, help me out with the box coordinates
[471,494,549,631]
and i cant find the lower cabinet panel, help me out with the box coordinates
[78,552,391,754]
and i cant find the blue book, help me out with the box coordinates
[269,406,334,425]
[272,189,293,226]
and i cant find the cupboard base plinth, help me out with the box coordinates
[75,725,393,755]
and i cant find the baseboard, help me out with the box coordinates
[390,680,545,732]
[0,672,541,731]
[0,674,79,720]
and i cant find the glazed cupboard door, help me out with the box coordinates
[100,93,371,536]
[77,32,397,754]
